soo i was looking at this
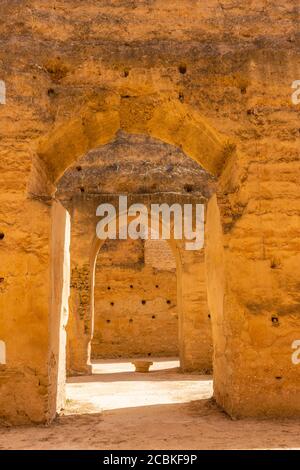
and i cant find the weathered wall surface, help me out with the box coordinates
[92,238,178,359]
[0,0,300,423]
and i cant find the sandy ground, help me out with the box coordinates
[1,358,300,450]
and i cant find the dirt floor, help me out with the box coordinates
[0,358,300,450]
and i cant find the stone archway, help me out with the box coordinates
[24,94,224,419]
[65,201,211,379]
[0,93,250,424]
[53,132,214,383]
[2,86,299,426]
[29,94,228,198]
[0,91,229,425]
[34,96,229,425]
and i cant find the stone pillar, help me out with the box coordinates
[206,187,300,418]
[177,248,213,373]
[67,206,94,376]
[0,196,61,424]
[49,201,70,414]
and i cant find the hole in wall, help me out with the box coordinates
[47,88,56,97]
[107,286,111,290]
[155,285,159,288]
[152,315,156,319]
[184,183,193,193]
[0,233,4,240]
[178,64,187,74]
[141,300,146,305]
[106,319,111,324]
[80,187,85,193]
[178,92,184,102]
[76,165,82,172]
[129,319,133,323]
[271,316,279,326]
[130,285,133,288]
[0,278,4,283]
[270,258,281,269]
[166,300,171,305]
[110,302,114,306]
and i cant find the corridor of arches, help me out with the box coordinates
[52,132,214,418]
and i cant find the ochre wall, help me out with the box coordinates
[92,238,179,359]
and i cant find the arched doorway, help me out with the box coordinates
[53,130,215,385]
[53,130,214,418]
[21,95,227,424]
[5,90,293,425]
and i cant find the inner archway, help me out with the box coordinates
[54,131,215,418]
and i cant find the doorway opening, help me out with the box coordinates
[52,132,215,417]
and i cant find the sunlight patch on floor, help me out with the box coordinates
[64,358,213,415]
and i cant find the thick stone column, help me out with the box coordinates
[67,206,94,376]
[206,178,300,417]
[0,196,63,424]
[49,201,70,414]
[177,248,213,373]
